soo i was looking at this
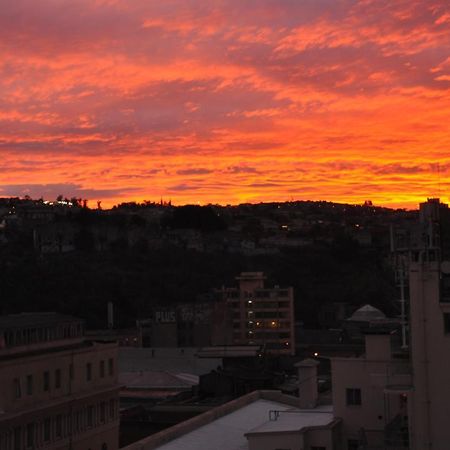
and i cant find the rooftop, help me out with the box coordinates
[123,391,336,450]
[348,304,386,322]
[0,312,82,330]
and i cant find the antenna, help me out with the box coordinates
[438,162,441,199]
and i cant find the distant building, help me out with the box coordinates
[215,272,295,355]
[0,313,120,450]
[138,303,213,348]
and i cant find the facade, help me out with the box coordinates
[137,302,213,348]
[215,272,296,355]
[331,198,450,450]
[331,332,410,449]
[0,313,120,450]
[402,198,450,450]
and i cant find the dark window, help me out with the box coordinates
[86,363,92,381]
[14,427,21,450]
[55,415,62,438]
[26,375,33,396]
[69,364,74,380]
[43,371,50,392]
[43,418,51,442]
[100,402,106,422]
[26,423,34,448]
[444,313,450,334]
[311,447,326,450]
[109,399,115,419]
[100,360,105,378]
[348,440,360,450]
[346,388,362,406]
[108,358,114,376]
[55,369,61,389]
[13,378,21,399]
[87,406,94,427]
[102,444,108,450]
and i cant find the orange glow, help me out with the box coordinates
[0,1,450,209]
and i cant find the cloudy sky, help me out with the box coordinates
[1,0,449,208]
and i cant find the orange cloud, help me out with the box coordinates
[0,0,449,209]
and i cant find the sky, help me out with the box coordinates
[0,0,449,209]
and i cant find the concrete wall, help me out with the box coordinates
[408,261,450,450]
[0,341,120,450]
[247,431,303,450]
[331,338,405,449]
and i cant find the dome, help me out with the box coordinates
[348,304,386,322]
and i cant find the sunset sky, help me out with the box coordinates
[1,0,450,208]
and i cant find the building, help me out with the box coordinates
[122,387,340,450]
[0,313,120,450]
[215,272,296,355]
[138,302,213,348]
[406,199,450,450]
[331,330,410,449]
[332,198,450,449]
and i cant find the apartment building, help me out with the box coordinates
[0,313,120,450]
[331,331,410,449]
[215,272,295,355]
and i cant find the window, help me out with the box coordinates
[69,364,74,380]
[26,375,33,396]
[13,378,21,399]
[108,358,114,376]
[55,415,62,438]
[100,402,106,422]
[346,388,362,406]
[86,363,92,381]
[13,427,21,450]
[43,371,50,392]
[55,369,61,389]
[109,399,115,419]
[444,313,450,334]
[348,439,360,450]
[87,406,94,427]
[43,418,51,442]
[26,423,34,449]
[311,447,326,450]
[100,360,105,378]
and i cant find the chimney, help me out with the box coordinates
[295,358,319,409]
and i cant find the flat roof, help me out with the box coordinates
[0,312,82,329]
[125,393,334,450]
[246,404,334,434]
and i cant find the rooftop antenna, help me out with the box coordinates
[438,162,441,199]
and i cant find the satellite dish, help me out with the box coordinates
[441,261,450,274]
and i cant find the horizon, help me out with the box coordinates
[1,193,437,211]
